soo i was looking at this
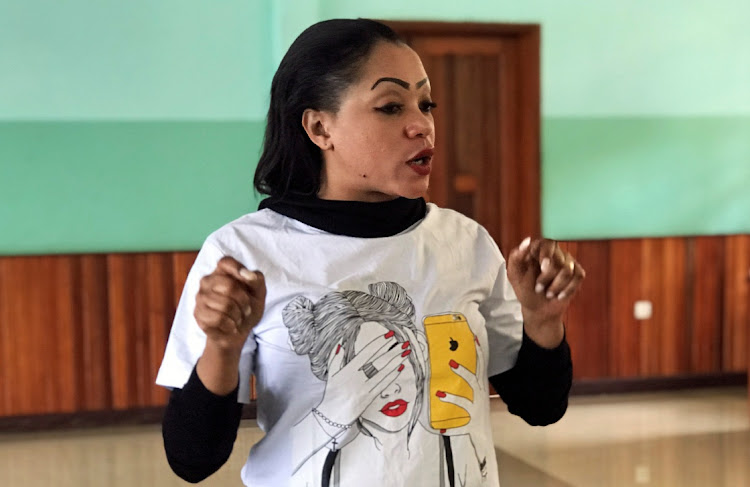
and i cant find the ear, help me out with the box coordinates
[302,109,334,151]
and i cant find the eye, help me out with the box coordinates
[375,103,404,115]
[420,101,438,113]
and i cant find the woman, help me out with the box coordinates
[157,18,582,487]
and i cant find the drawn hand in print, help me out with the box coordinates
[313,322,416,435]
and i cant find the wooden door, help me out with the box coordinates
[386,22,541,256]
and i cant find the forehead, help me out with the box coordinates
[357,42,428,87]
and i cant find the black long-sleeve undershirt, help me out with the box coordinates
[162,367,243,483]
[489,331,573,426]
[162,330,572,482]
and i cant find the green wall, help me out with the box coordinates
[1,1,748,254]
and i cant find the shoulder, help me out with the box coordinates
[203,208,284,252]
[423,204,499,254]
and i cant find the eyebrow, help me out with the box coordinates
[371,77,429,90]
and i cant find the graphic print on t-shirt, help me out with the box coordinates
[282,282,489,487]
[424,313,477,429]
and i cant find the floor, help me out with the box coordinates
[0,387,747,486]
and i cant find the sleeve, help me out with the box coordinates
[478,254,524,377]
[155,238,257,404]
[162,366,244,483]
[489,331,572,426]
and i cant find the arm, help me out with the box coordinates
[484,237,582,426]
[160,255,267,481]
[489,329,572,426]
[162,366,243,483]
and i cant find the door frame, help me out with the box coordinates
[384,21,541,255]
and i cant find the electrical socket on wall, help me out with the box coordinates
[634,300,653,320]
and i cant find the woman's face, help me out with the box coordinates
[354,321,419,433]
[316,42,436,202]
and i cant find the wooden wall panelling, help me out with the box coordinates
[688,237,725,373]
[647,238,688,376]
[559,240,611,379]
[0,257,8,415]
[107,254,139,409]
[146,253,175,406]
[74,255,112,411]
[0,257,79,415]
[107,254,174,410]
[725,235,750,371]
[609,239,645,377]
[171,252,198,306]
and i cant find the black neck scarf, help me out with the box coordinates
[258,193,426,238]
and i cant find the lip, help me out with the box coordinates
[406,147,434,176]
[380,399,408,417]
[409,147,435,161]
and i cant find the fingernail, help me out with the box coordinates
[519,236,531,252]
[244,305,252,316]
[546,291,555,299]
[475,336,480,346]
[436,391,446,398]
[558,292,567,300]
[402,341,410,349]
[385,331,395,339]
[440,429,447,433]
[240,269,257,281]
[401,349,412,357]
[535,283,545,294]
[336,344,341,355]
[540,258,550,272]
[449,359,458,369]
[398,364,405,372]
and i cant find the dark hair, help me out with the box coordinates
[253,19,404,197]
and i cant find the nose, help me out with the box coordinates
[380,380,402,398]
[405,113,434,139]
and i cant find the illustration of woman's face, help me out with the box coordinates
[354,321,418,433]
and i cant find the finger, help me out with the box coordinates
[435,390,472,414]
[200,291,244,329]
[327,340,346,376]
[346,330,399,370]
[203,274,254,316]
[214,256,265,293]
[369,339,412,371]
[533,240,566,295]
[544,255,577,299]
[368,366,402,396]
[214,256,246,277]
[555,264,586,301]
[247,272,267,322]
[506,236,532,276]
[447,359,480,390]
[194,304,240,336]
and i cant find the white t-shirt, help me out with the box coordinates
[156,203,523,487]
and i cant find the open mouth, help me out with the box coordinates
[407,148,434,166]
[406,148,434,175]
[408,155,431,166]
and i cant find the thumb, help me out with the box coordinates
[506,236,532,282]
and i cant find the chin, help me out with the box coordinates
[397,184,429,200]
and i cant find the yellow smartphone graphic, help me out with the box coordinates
[423,313,477,430]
